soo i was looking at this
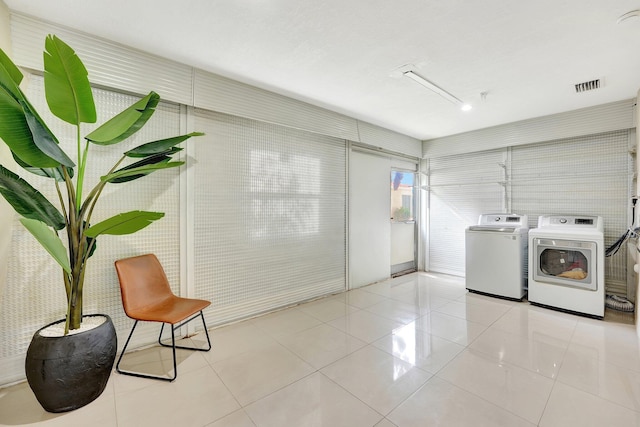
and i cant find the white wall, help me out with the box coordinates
[423,99,635,158]
[0,0,15,311]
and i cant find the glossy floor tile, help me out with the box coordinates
[371,323,465,374]
[438,349,554,424]
[210,342,315,405]
[277,323,367,370]
[539,381,640,427]
[328,309,404,343]
[468,326,568,379]
[435,298,512,326]
[115,366,240,427]
[413,311,488,345]
[388,376,535,427]
[557,347,640,412]
[1,271,639,427]
[320,345,432,415]
[244,372,383,427]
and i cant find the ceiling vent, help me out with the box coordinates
[574,79,601,93]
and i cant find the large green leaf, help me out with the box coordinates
[0,47,70,168]
[85,211,164,238]
[43,35,96,125]
[100,161,184,183]
[108,154,172,183]
[0,88,61,168]
[13,154,74,182]
[0,47,23,98]
[0,164,65,230]
[12,153,73,181]
[85,92,159,145]
[19,218,70,273]
[125,132,204,157]
[21,101,75,167]
[130,146,183,159]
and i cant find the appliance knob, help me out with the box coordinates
[495,217,501,221]
[559,218,567,224]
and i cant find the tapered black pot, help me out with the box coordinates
[25,314,117,413]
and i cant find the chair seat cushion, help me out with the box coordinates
[128,296,211,324]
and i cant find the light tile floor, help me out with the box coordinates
[1,272,640,426]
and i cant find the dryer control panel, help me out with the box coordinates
[537,215,603,231]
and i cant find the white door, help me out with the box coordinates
[349,150,391,288]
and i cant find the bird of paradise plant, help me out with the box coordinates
[0,35,202,334]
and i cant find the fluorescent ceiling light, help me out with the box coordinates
[403,71,471,111]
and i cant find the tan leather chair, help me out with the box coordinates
[114,254,211,381]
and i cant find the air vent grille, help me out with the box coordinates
[575,79,601,93]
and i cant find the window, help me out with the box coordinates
[391,171,415,221]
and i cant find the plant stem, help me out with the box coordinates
[65,125,88,333]
[54,177,68,225]
[81,155,126,223]
[74,126,88,214]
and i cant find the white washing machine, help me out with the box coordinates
[465,213,528,300]
[528,215,604,318]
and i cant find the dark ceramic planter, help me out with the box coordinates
[25,314,117,413]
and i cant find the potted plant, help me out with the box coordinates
[0,35,202,412]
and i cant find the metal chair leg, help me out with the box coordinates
[116,311,211,382]
[158,311,212,353]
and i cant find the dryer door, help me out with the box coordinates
[532,238,597,291]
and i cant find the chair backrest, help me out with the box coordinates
[114,254,175,319]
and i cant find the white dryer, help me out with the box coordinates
[528,215,604,318]
[465,213,528,300]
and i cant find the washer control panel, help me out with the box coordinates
[477,213,528,227]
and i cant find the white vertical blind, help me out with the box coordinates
[511,131,632,296]
[427,131,633,297]
[0,76,182,384]
[192,109,346,325]
[427,149,506,275]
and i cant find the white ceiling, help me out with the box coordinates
[5,0,640,140]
